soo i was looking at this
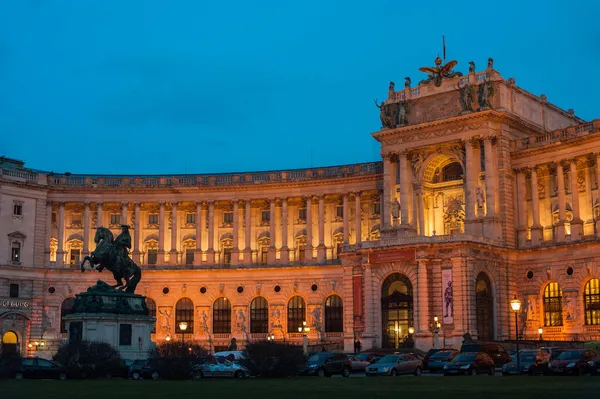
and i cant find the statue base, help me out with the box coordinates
[64,280,156,361]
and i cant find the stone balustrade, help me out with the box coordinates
[513,120,600,151]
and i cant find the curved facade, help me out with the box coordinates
[2,58,600,358]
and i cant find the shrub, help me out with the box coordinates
[241,341,305,378]
[148,342,208,380]
[53,341,121,379]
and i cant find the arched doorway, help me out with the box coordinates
[475,273,494,340]
[1,331,19,358]
[381,273,413,348]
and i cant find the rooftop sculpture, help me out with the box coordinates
[418,56,462,86]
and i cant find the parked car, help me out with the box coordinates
[348,355,370,372]
[298,353,352,377]
[195,354,249,378]
[540,347,563,362]
[460,343,511,366]
[501,352,546,376]
[443,352,495,376]
[547,349,598,375]
[129,359,149,380]
[424,349,458,373]
[356,353,384,363]
[588,357,600,375]
[0,357,67,380]
[106,359,134,379]
[364,354,423,376]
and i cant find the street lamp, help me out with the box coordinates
[538,327,543,342]
[165,334,171,342]
[28,341,45,350]
[510,296,522,370]
[179,321,188,349]
[431,316,441,348]
[299,321,310,355]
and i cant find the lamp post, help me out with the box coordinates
[431,316,441,348]
[179,321,188,350]
[267,333,275,342]
[510,296,522,370]
[299,321,310,355]
[28,340,45,351]
[165,334,171,342]
[407,326,415,348]
[538,327,543,342]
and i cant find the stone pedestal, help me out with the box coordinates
[64,281,156,361]
[279,247,290,264]
[317,245,326,262]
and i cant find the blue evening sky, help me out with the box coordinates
[1,1,598,175]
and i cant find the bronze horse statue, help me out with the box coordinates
[80,227,141,293]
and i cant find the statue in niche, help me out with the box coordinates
[271,307,282,329]
[476,187,485,208]
[458,82,474,113]
[392,199,400,220]
[374,99,395,129]
[478,79,494,110]
[564,295,577,321]
[469,61,475,73]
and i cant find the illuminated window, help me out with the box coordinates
[287,296,306,333]
[325,295,343,332]
[11,243,21,263]
[70,249,81,265]
[584,278,600,325]
[213,298,231,334]
[543,282,563,326]
[250,296,269,334]
[175,298,194,334]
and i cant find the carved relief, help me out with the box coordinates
[382,124,482,145]
[271,305,283,329]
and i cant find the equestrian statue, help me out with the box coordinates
[80,225,142,293]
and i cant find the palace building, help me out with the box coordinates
[2,57,600,359]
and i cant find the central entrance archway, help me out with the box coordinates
[381,273,413,348]
[1,331,19,358]
[475,272,494,340]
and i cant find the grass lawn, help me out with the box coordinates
[1,376,597,399]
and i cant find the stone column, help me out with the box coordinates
[451,257,465,348]
[280,198,290,263]
[530,167,543,245]
[416,259,430,335]
[354,193,362,245]
[132,203,141,264]
[157,202,166,264]
[56,202,65,266]
[268,198,276,264]
[556,162,567,240]
[96,202,103,227]
[194,202,203,265]
[382,154,392,229]
[417,192,426,236]
[206,201,215,264]
[305,196,313,261]
[317,195,326,262]
[169,202,178,265]
[464,138,476,233]
[483,136,496,217]
[399,152,411,227]
[83,202,90,256]
[45,201,52,261]
[121,202,128,226]
[569,159,583,238]
[515,169,528,246]
[244,200,252,264]
[343,193,349,244]
[231,200,240,265]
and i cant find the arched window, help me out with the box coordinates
[146,298,156,333]
[584,278,600,325]
[60,297,76,333]
[325,295,343,332]
[213,298,231,334]
[381,273,413,348]
[441,162,463,182]
[543,282,563,326]
[250,296,269,334]
[287,296,306,333]
[175,297,194,334]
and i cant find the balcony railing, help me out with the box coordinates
[513,120,600,151]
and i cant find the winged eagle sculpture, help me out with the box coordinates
[419,56,462,87]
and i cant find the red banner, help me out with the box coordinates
[352,275,363,325]
[368,249,416,264]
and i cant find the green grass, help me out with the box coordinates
[1,377,597,399]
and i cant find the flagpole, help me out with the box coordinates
[442,35,446,62]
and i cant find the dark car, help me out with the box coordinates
[547,349,598,375]
[425,349,458,372]
[422,349,442,366]
[443,352,495,376]
[589,357,600,375]
[298,353,352,377]
[461,343,511,366]
[0,357,67,380]
[107,359,134,378]
[129,359,149,380]
[501,353,546,376]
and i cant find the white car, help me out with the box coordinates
[195,352,249,378]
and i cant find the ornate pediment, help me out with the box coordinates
[8,231,27,240]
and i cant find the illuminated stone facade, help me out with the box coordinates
[1,57,600,359]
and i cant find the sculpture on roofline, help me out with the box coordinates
[468,61,475,73]
[478,78,494,110]
[458,82,474,113]
[404,77,411,89]
[374,98,395,129]
[80,225,142,294]
[388,81,395,97]
[419,56,463,87]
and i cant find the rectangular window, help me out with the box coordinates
[71,213,82,225]
[148,214,158,225]
[261,211,270,223]
[9,284,19,298]
[147,250,157,265]
[119,324,132,346]
[11,243,21,263]
[186,213,196,224]
[223,248,232,265]
[336,206,344,219]
[297,244,306,261]
[298,208,307,221]
[223,212,233,224]
[372,203,381,216]
[185,249,194,265]
[13,203,22,216]
[260,246,268,264]
[110,214,121,225]
[70,249,81,265]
